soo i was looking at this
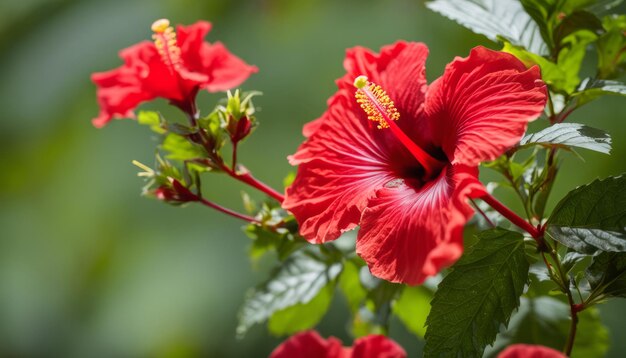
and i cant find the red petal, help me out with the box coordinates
[91,41,155,127]
[425,46,546,166]
[270,331,345,358]
[195,42,258,92]
[301,42,429,139]
[339,41,429,122]
[177,20,256,91]
[176,21,213,60]
[356,165,484,285]
[351,335,407,358]
[498,344,566,358]
[284,94,398,243]
[284,43,432,243]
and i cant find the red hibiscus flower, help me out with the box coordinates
[270,330,406,358]
[91,19,258,128]
[283,42,546,285]
[498,344,566,358]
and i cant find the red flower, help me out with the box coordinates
[498,344,566,358]
[270,331,406,358]
[283,42,546,285]
[91,19,257,128]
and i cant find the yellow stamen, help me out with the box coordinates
[352,75,444,176]
[353,76,399,129]
[151,19,170,33]
[151,18,181,71]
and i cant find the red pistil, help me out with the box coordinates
[354,76,443,176]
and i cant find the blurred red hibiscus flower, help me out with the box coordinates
[498,344,566,358]
[283,42,546,285]
[91,19,257,128]
[270,330,406,358]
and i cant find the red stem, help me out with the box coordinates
[480,193,542,239]
[221,164,285,203]
[197,197,261,224]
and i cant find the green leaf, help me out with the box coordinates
[338,258,368,313]
[547,175,626,254]
[553,10,604,48]
[393,286,433,339]
[245,223,305,262]
[236,250,342,337]
[424,228,529,357]
[161,133,207,161]
[519,123,612,154]
[586,252,626,298]
[426,0,548,55]
[502,41,580,94]
[586,0,624,16]
[137,110,166,134]
[267,282,334,335]
[573,78,626,107]
[486,296,609,358]
[596,14,626,78]
[519,0,557,52]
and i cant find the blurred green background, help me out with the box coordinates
[0,0,624,356]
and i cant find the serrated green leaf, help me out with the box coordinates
[520,123,612,154]
[586,252,626,298]
[267,282,334,336]
[161,133,207,161]
[547,175,626,254]
[427,0,548,55]
[393,286,432,339]
[424,228,529,357]
[573,78,626,106]
[519,0,557,52]
[236,250,342,337]
[486,296,609,358]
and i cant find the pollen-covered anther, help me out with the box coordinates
[151,18,182,70]
[353,76,400,129]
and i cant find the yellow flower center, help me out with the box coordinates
[151,18,182,71]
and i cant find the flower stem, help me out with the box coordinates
[197,196,261,224]
[547,249,580,356]
[232,142,238,171]
[480,193,542,239]
[469,198,495,228]
[221,164,285,203]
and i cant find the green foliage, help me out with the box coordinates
[520,123,612,154]
[161,133,207,161]
[236,249,342,337]
[547,175,626,254]
[424,229,529,357]
[338,258,368,314]
[426,0,547,54]
[245,224,304,262]
[573,78,626,107]
[393,286,432,339]
[503,37,591,94]
[553,10,604,50]
[596,15,626,78]
[487,296,609,358]
[586,252,626,298]
[267,282,334,335]
[137,110,166,134]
